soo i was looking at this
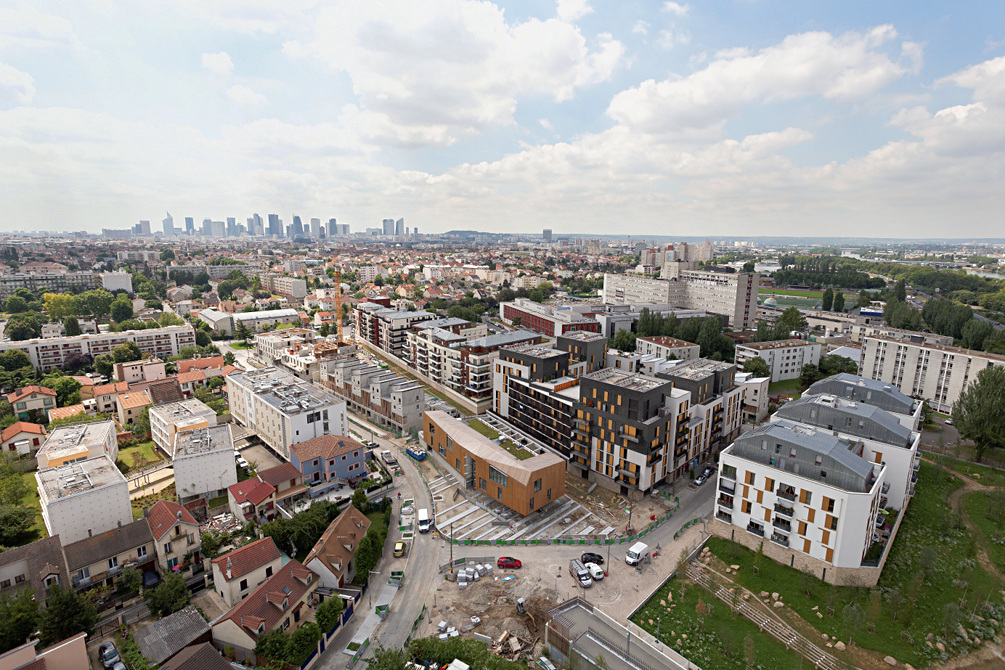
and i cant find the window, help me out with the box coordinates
[534,478,542,493]
[824,497,835,512]
[489,465,508,487]
[14,575,25,584]
[78,567,90,580]
[479,477,486,490]
[167,557,179,570]
[438,445,446,457]
[456,459,460,471]
[497,487,502,500]
[258,622,266,635]
[529,498,534,511]
[108,556,118,570]
[829,516,839,530]
[0,579,9,589]
[742,501,752,514]
[240,578,249,591]
[265,566,273,578]
[137,545,147,558]
[164,542,173,554]
[547,488,552,501]
[283,617,290,630]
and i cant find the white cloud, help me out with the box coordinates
[657,28,690,50]
[0,5,80,50]
[202,52,235,76]
[227,84,268,105]
[539,118,555,132]
[557,0,592,22]
[609,26,910,135]
[170,0,320,34]
[632,20,650,36]
[0,63,35,103]
[285,0,624,146]
[662,2,689,17]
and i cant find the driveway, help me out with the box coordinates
[239,443,284,473]
[922,415,960,446]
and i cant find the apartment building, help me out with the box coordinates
[734,339,823,382]
[713,420,888,585]
[173,424,237,503]
[602,271,759,329]
[36,420,118,470]
[0,270,99,299]
[423,411,566,516]
[64,519,156,591]
[636,336,700,361]
[571,368,691,498]
[592,303,708,339]
[145,500,201,574]
[354,302,436,358]
[848,324,954,346]
[149,398,218,454]
[0,325,196,371]
[774,392,921,506]
[319,358,424,433]
[36,456,133,544]
[736,371,771,423]
[198,308,300,336]
[498,298,602,337]
[859,336,1005,413]
[806,373,922,431]
[113,358,166,383]
[226,367,347,460]
[211,537,283,608]
[555,330,608,373]
[259,273,308,300]
[253,329,318,365]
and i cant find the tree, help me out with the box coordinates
[858,291,873,308]
[952,366,1005,462]
[0,589,40,653]
[157,312,184,327]
[235,321,252,344]
[4,316,39,341]
[0,506,35,545]
[38,585,97,647]
[113,341,142,363]
[76,288,116,319]
[316,595,345,633]
[132,406,151,438]
[160,248,175,262]
[63,316,82,337]
[741,357,770,378]
[3,296,27,314]
[95,353,115,378]
[110,297,134,323]
[223,352,235,365]
[0,350,31,372]
[821,287,834,311]
[832,291,845,312]
[289,622,322,664]
[365,646,409,670]
[254,629,290,664]
[46,376,82,407]
[610,329,636,353]
[352,488,369,511]
[144,573,190,618]
[799,364,823,388]
[43,293,77,321]
[120,566,143,595]
[894,279,907,302]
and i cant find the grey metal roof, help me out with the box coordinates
[776,393,913,448]
[729,420,875,492]
[134,606,211,664]
[464,329,540,348]
[807,373,915,415]
[413,317,471,330]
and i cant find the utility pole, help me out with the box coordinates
[449,521,454,573]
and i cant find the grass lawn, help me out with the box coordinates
[932,454,1005,487]
[963,491,1005,573]
[768,378,803,394]
[117,440,164,471]
[467,419,500,440]
[707,462,1005,668]
[131,484,176,520]
[229,341,252,349]
[208,494,229,509]
[20,471,46,539]
[631,575,805,669]
[498,439,532,460]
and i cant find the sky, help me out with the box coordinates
[1,1,1004,238]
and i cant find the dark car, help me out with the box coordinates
[497,556,522,569]
[99,642,121,669]
[581,552,603,565]
[702,465,715,477]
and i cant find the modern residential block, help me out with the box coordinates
[635,336,700,361]
[806,373,922,431]
[734,339,823,382]
[172,424,237,503]
[37,456,133,544]
[319,358,424,434]
[36,420,118,471]
[149,398,219,455]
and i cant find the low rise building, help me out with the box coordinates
[113,358,166,383]
[116,389,152,427]
[227,478,277,524]
[498,298,602,337]
[150,398,219,455]
[0,535,69,604]
[806,373,922,431]
[198,308,301,336]
[37,456,133,544]
[1,421,46,457]
[635,336,700,361]
[734,339,823,382]
[423,411,566,516]
[172,424,237,503]
[256,463,308,509]
[146,500,202,574]
[0,325,196,371]
[36,420,118,470]
[92,381,128,415]
[290,435,367,494]
[0,632,90,670]
[134,606,212,667]
[6,385,56,419]
[211,537,283,608]
[63,519,156,591]
[736,371,771,424]
[848,324,954,346]
[319,358,425,434]
[302,504,371,588]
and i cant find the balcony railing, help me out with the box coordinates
[882,481,891,494]
[772,518,792,531]
[720,469,736,481]
[773,503,794,517]
[717,496,733,508]
[718,480,736,494]
[746,524,764,537]
[716,511,732,523]
[911,471,919,483]
[913,459,921,471]
[776,490,797,502]
[771,533,790,547]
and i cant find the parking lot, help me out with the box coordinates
[237,441,284,473]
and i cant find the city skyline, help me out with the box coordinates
[1,2,1004,237]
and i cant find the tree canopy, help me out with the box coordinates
[952,366,1005,462]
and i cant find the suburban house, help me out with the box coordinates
[7,385,57,419]
[210,560,319,661]
[146,500,202,575]
[0,632,89,670]
[134,606,212,666]
[116,389,152,427]
[176,355,225,373]
[1,421,46,456]
[92,381,129,414]
[0,535,69,605]
[227,479,277,524]
[290,435,367,495]
[302,504,371,588]
[114,358,167,384]
[160,642,233,670]
[210,537,283,608]
[256,462,308,509]
[63,519,156,591]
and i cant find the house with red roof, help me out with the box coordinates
[210,559,319,660]
[255,463,307,508]
[290,435,366,495]
[227,479,276,524]
[176,356,225,374]
[145,500,202,575]
[1,421,46,456]
[7,385,56,419]
[92,381,129,415]
[302,504,371,588]
[210,537,283,608]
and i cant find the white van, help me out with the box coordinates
[626,541,649,566]
[569,559,593,588]
[418,508,431,533]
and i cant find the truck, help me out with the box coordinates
[381,450,398,466]
[626,541,650,566]
[568,559,593,588]
[406,445,427,461]
[418,508,432,533]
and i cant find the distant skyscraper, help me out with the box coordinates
[248,213,263,236]
[185,217,195,234]
[202,218,212,236]
[211,220,226,237]
[310,218,321,238]
[162,212,175,236]
[395,218,404,236]
[328,218,339,236]
[268,214,282,237]
[382,218,394,236]
[134,220,151,236]
[543,228,552,243]
[292,215,304,238]
[226,217,237,237]
[413,226,418,237]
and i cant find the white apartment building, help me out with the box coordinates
[99,271,133,294]
[198,308,300,336]
[0,325,196,371]
[773,392,921,506]
[354,303,437,358]
[635,336,700,361]
[36,456,133,544]
[734,339,823,382]
[359,265,385,283]
[253,329,317,365]
[859,336,1005,413]
[172,424,237,502]
[113,358,166,383]
[602,271,759,329]
[319,358,425,433]
[0,270,100,299]
[848,324,953,346]
[805,373,922,431]
[226,367,347,460]
[736,371,771,423]
[260,274,308,300]
[36,421,119,471]
[149,398,219,455]
[714,420,887,585]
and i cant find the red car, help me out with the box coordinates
[497,557,522,569]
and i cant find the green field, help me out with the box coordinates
[963,491,1005,573]
[117,440,164,471]
[229,341,252,349]
[467,419,499,439]
[768,378,802,394]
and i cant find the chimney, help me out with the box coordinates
[142,506,148,518]
[177,510,182,520]
[226,557,232,580]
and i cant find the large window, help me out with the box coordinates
[489,465,508,487]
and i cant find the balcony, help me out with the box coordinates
[913,459,921,471]
[718,480,736,494]
[717,495,734,508]
[720,469,736,481]
[618,429,639,444]
[772,518,792,532]
[882,481,891,494]
[716,511,732,523]
[776,489,797,502]
[911,471,919,483]
[770,533,790,548]
[746,524,764,537]
[773,503,794,517]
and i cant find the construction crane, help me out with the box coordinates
[335,270,344,344]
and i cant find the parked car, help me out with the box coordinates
[702,465,715,477]
[581,552,603,565]
[694,473,708,487]
[237,457,249,470]
[394,541,406,557]
[497,556,522,569]
[99,643,121,669]
[112,664,127,670]
[945,418,954,425]
[585,562,605,580]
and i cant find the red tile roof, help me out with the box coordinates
[118,390,152,410]
[177,356,224,373]
[290,435,365,463]
[47,404,85,421]
[93,381,129,396]
[210,537,281,583]
[146,500,199,541]
[302,504,371,582]
[1,421,45,443]
[176,370,206,384]
[256,463,301,488]
[228,479,275,506]
[7,385,56,403]
[215,559,317,641]
[221,365,239,376]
